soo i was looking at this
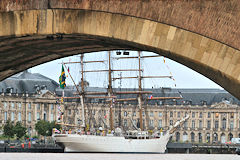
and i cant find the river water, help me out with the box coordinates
[0,153,239,160]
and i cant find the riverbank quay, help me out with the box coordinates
[0,153,239,160]
[191,143,239,154]
[167,143,239,154]
[0,143,63,153]
[0,142,238,154]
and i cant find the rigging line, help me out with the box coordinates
[129,53,134,89]
[117,54,122,89]
[103,52,107,88]
[143,60,155,88]
[134,54,138,89]
[77,55,81,85]
[162,57,176,88]
[162,57,182,97]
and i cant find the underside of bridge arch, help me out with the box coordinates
[0,9,240,99]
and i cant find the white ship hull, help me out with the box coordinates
[53,133,171,153]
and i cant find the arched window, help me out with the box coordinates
[221,133,226,143]
[176,132,180,142]
[213,133,218,142]
[222,118,226,129]
[191,132,195,142]
[198,133,202,143]
[170,111,173,117]
[228,133,233,141]
[183,132,188,142]
[206,133,210,143]
[124,119,128,127]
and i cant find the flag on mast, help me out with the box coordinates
[149,95,153,99]
[59,65,66,89]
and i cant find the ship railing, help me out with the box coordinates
[125,130,149,139]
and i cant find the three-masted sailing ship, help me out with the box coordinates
[53,51,189,153]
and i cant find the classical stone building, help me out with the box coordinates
[0,91,58,136]
[0,71,59,136]
[0,70,240,144]
[59,101,240,144]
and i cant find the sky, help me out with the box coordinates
[29,51,223,89]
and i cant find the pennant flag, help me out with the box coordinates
[67,67,70,73]
[104,114,107,119]
[59,65,66,89]
[149,95,153,99]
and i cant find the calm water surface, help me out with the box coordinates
[0,153,239,160]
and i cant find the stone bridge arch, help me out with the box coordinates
[0,4,240,99]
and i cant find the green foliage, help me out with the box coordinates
[3,120,15,139]
[32,135,39,139]
[3,121,27,140]
[48,121,60,136]
[35,120,61,137]
[35,120,49,136]
[13,121,26,139]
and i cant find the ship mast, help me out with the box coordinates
[62,56,109,130]
[108,51,114,131]
[60,51,183,132]
[61,62,85,129]
[80,54,85,128]
[138,51,143,131]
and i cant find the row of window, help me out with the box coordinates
[123,111,163,117]
[121,118,239,130]
[68,108,238,120]
[172,119,235,130]
[122,111,236,119]
[175,132,235,143]
[3,111,55,122]
[2,102,55,111]
[170,111,235,119]
[3,102,22,110]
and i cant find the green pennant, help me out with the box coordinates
[59,65,66,89]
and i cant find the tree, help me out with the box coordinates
[35,120,49,137]
[14,121,26,139]
[47,121,60,136]
[3,120,15,140]
[35,120,61,137]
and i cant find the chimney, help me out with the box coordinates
[25,91,28,97]
[34,85,40,93]
[1,89,4,96]
[41,85,47,90]
[6,87,13,96]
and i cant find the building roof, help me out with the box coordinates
[0,70,239,105]
[0,70,59,94]
[56,86,240,105]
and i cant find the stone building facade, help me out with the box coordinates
[0,71,239,144]
[61,101,240,144]
[0,91,58,136]
[0,90,240,144]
